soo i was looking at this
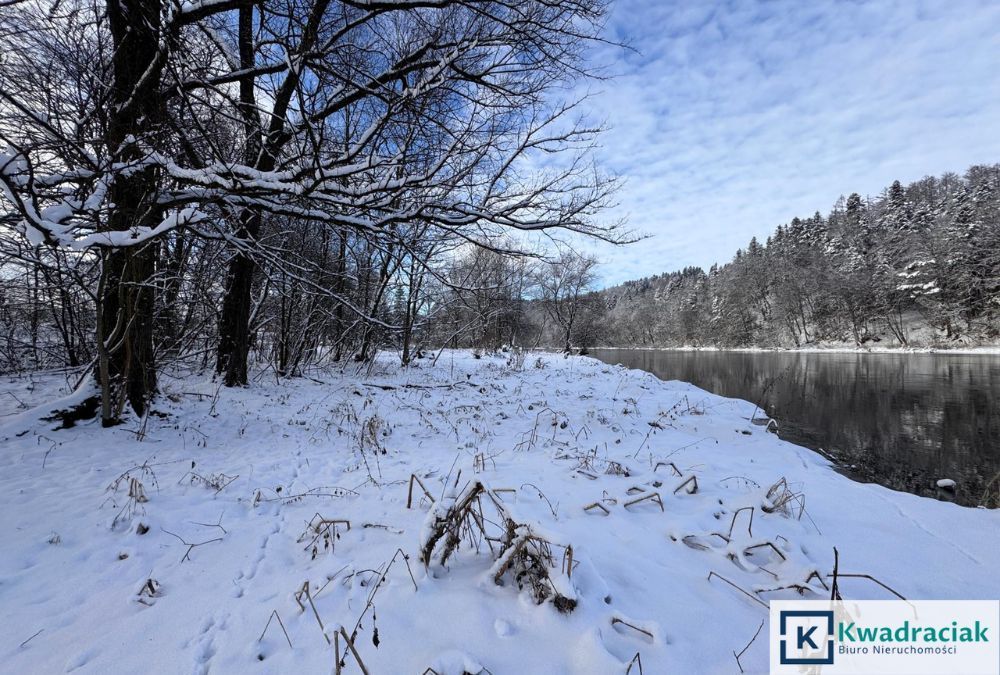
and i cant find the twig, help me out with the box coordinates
[722,506,755,540]
[160,528,224,562]
[624,492,663,512]
[830,546,841,600]
[744,541,787,562]
[407,473,435,509]
[733,619,765,673]
[295,581,331,644]
[392,547,420,592]
[611,617,654,641]
[707,571,768,608]
[254,486,359,503]
[362,381,479,391]
[297,514,351,557]
[653,461,683,476]
[190,512,227,535]
[583,501,610,515]
[673,475,698,495]
[338,626,371,675]
[521,482,558,518]
[562,545,574,580]
[826,572,906,601]
[258,610,293,649]
[18,629,44,648]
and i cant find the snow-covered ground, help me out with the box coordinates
[1,352,997,674]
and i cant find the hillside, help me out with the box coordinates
[587,165,1000,350]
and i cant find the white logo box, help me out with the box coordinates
[770,600,999,674]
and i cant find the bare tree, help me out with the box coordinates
[537,251,598,351]
[0,0,625,421]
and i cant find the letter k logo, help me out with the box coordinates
[778,610,835,665]
[797,625,819,650]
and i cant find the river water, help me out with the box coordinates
[589,349,1000,507]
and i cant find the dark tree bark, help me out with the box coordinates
[216,209,262,385]
[215,5,291,383]
[216,1,262,386]
[98,0,164,423]
[216,0,330,385]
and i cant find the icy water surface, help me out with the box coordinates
[590,349,1000,507]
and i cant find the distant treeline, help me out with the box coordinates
[591,164,1000,348]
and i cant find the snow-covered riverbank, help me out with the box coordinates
[1,352,997,674]
[591,345,1000,354]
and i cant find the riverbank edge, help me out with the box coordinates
[587,344,1000,354]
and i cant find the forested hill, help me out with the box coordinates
[593,164,1000,349]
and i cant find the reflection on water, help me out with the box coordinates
[589,349,1000,507]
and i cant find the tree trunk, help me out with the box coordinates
[400,259,422,366]
[216,210,261,385]
[216,3,262,386]
[216,0,331,382]
[332,230,348,361]
[98,0,164,424]
[357,243,396,362]
[98,245,158,421]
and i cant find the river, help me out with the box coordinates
[589,349,1000,507]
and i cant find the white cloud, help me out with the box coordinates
[583,0,1000,285]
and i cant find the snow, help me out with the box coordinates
[1,352,998,674]
[937,478,957,489]
[74,207,208,249]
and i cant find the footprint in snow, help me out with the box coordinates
[494,618,515,637]
[189,614,219,675]
[64,646,99,672]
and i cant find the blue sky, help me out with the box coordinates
[582,0,1000,286]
